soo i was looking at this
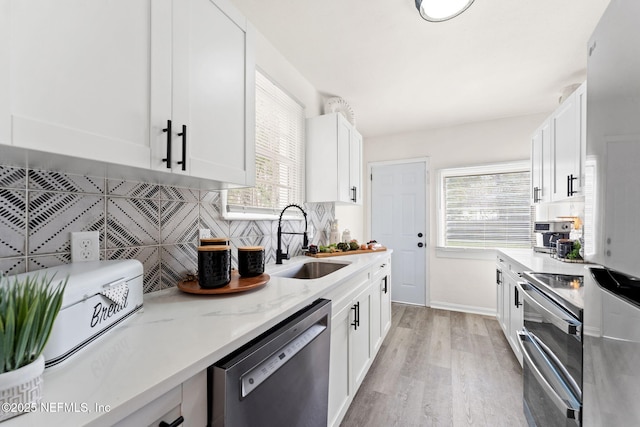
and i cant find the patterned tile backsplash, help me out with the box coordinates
[0,165,335,293]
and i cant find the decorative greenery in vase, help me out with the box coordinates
[0,274,67,374]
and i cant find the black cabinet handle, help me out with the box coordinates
[418,232,423,238]
[356,302,360,327]
[417,242,424,248]
[177,124,187,171]
[382,276,388,294]
[568,174,577,196]
[533,186,541,203]
[514,286,522,308]
[351,186,357,203]
[159,416,184,427]
[496,269,502,285]
[162,119,172,169]
[351,303,358,330]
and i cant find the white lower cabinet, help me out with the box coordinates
[495,253,523,366]
[326,256,392,427]
[113,386,183,427]
[370,257,391,353]
[350,285,372,390]
[114,370,207,427]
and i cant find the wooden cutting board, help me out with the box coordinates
[305,247,387,258]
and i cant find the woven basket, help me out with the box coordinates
[0,356,44,421]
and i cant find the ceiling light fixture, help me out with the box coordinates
[415,0,475,22]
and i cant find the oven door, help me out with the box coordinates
[517,281,582,426]
[518,328,581,426]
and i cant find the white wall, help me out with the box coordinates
[363,113,548,314]
[253,31,323,119]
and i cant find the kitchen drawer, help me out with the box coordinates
[324,270,370,315]
[113,385,182,427]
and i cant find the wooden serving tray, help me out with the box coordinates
[306,247,387,258]
[177,270,269,294]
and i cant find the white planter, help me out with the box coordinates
[0,355,44,422]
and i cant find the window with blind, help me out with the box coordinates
[439,162,532,249]
[226,70,305,215]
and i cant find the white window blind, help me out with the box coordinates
[440,162,532,249]
[227,70,305,214]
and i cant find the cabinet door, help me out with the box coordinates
[552,92,580,201]
[531,119,551,203]
[10,0,154,169]
[350,287,372,391]
[370,279,382,353]
[575,82,587,196]
[496,267,504,328]
[337,117,352,203]
[328,303,351,427]
[507,276,523,365]
[380,274,392,337]
[349,129,363,205]
[171,0,255,184]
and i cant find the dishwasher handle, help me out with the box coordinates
[240,322,327,398]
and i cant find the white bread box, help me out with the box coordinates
[12,260,144,367]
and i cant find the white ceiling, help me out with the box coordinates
[229,0,610,138]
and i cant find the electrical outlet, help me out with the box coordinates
[71,231,100,262]
[199,228,212,239]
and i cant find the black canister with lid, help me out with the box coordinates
[198,245,231,288]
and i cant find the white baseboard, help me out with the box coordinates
[429,301,496,317]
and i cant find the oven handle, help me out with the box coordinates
[517,281,581,340]
[517,330,581,424]
[529,331,582,400]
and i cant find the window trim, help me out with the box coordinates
[220,191,304,221]
[436,160,531,254]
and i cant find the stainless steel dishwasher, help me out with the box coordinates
[208,298,331,427]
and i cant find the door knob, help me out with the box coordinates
[417,232,423,238]
[417,242,424,248]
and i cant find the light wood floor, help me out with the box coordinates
[340,303,527,427]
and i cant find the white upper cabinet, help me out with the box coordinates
[10,0,154,169]
[531,118,552,203]
[306,113,363,205]
[551,90,580,201]
[8,0,254,187]
[154,0,255,185]
[530,81,586,203]
[349,130,363,205]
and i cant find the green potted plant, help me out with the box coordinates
[0,273,66,422]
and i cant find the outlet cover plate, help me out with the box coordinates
[71,231,100,262]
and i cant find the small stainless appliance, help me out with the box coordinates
[518,272,584,426]
[11,260,144,367]
[533,220,572,253]
[209,298,331,427]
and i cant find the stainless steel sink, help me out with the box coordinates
[273,261,349,279]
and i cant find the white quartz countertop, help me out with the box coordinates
[497,248,593,276]
[3,251,391,427]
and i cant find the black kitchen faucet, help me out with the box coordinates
[276,204,309,264]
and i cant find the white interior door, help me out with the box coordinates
[371,161,428,306]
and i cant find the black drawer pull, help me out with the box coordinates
[159,415,184,427]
